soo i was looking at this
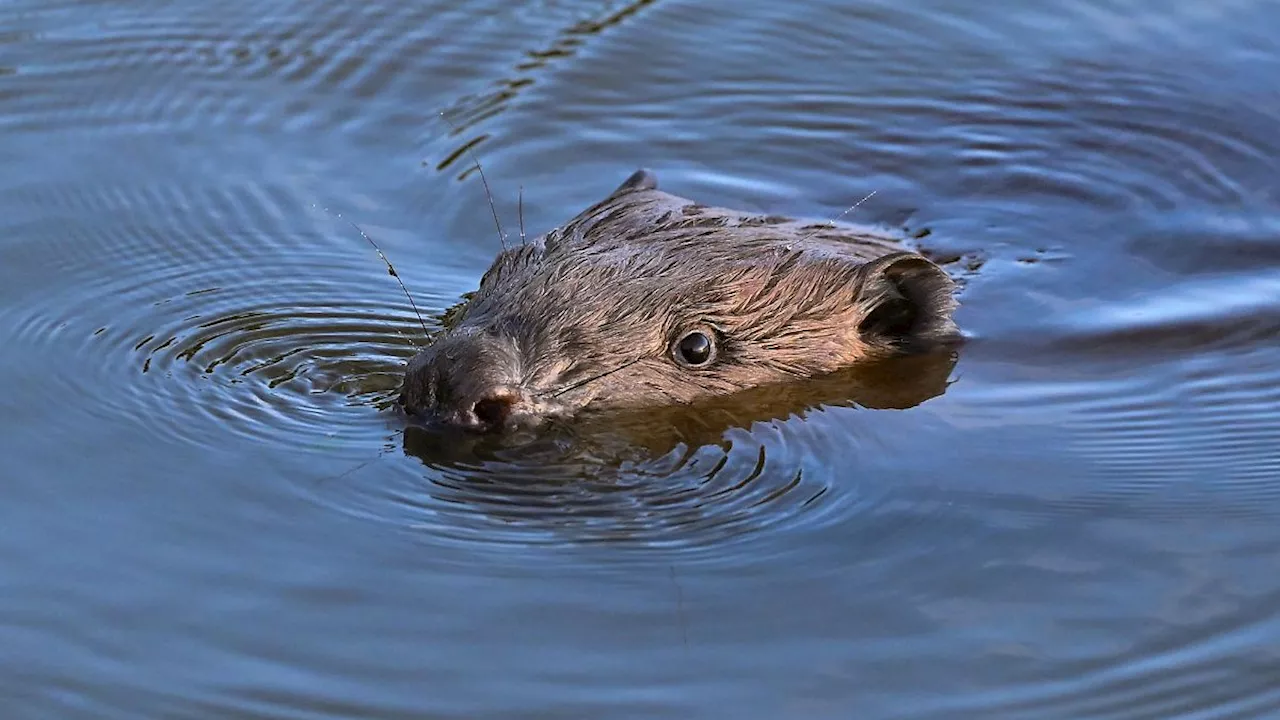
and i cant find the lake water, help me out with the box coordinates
[3,0,1280,717]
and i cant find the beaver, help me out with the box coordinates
[398,169,960,433]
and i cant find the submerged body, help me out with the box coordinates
[399,169,959,433]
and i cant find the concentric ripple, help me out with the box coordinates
[1,0,664,150]
[28,268,422,451]
[282,351,961,564]
[125,289,418,441]
[296,402,956,566]
[491,0,1280,234]
[1,174,449,453]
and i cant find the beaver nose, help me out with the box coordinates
[465,388,520,433]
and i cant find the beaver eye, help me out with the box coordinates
[673,330,716,368]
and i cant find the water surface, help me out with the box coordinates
[2,0,1280,717]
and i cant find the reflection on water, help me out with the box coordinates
[438,0,662,176]
[1,0,1280,717]
[387,350,958,553]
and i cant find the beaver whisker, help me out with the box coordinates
[518,185,527,246]
[796,190,878,244]
[439,111,507,251]
[550,357,644,398]
[346,219,430,343]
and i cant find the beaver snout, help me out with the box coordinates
[398,330,559,434]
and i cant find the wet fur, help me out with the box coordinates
[400,169,959,428]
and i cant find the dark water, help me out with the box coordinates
[3,0,1280,717]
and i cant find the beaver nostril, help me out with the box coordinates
[471,394,515,430]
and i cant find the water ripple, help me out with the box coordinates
[302,412,906,567]
[0,0,658,148]
[951,589,1280,719]
[485,0,1280,226]
[291,351,960,568]
[1,178,434,452]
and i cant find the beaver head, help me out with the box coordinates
[399,169,959,433]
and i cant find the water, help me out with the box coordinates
[2,0,1279,717]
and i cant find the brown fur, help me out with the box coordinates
[399,169,959,432]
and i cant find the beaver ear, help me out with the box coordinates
[853,252,959,352]
[608,168,658,198]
